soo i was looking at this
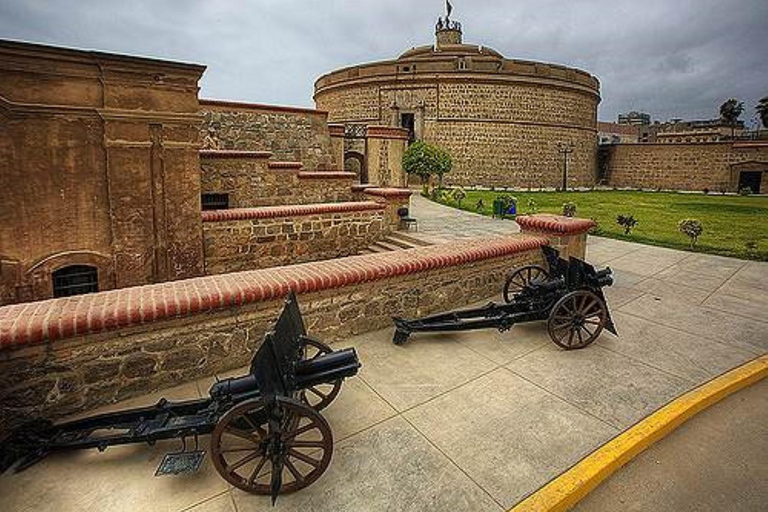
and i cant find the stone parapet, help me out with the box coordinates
[201,201,383,222]
[0,235,547,428]
[517,214,595,260]
[203,202,386,274]
[364,188,414,229]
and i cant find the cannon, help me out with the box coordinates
[0,292,360,504]
[393,246,617,348]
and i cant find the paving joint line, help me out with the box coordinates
[399,413,508,511]
[617,305,766,355]
[501,365,623,432]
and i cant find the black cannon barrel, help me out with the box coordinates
[295,348,360,389]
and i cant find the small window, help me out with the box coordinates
[53,265,98,298]
[202,193,229,210]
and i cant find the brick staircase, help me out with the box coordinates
[362,231,432,254]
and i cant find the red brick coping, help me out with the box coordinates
[298,171,357,180]
[0,235,547,350]
[201,201,384,222]
[363,187,413,199]
[267,161,303,170]
[516,214,596,235]
[199,150,272,159]
[199,98,328,116]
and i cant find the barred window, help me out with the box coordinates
[53,265,98,298]
[202,193,229,210]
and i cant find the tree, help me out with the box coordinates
[719,98,744,139]
[756,96,768,130]
[402,141,453,187]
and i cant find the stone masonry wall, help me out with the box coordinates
[200,153,356,207]
[202,203,386,274]
[605,142,768,191]
[200,100,336,170]
[0,236,546,430]
[315,77,599,189]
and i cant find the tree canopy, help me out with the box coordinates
[402,141,453,185]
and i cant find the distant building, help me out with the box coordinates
[618,111,651,125]
[655,119,745,143]
[597,122,640,144]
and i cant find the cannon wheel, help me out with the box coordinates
[503,265,549,303]
[299,338,342,411]
[210,396,333,495]
[547,290,606,350]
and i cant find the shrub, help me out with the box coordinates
[616,214,638,235]
[402,141,453,186]
[562,202,577,217]
[451,187,467,207]
[678,219,704,249]
[526,198,539,214]
[739,187,752,196]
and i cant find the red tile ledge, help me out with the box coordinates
[0,235,548,350]
[199,150,272,159]
[202,201,385,222]
[516,214,596,235]
[298,171,357,180]
[267,161,303,170]
[364,187,413,199]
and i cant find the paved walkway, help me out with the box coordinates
[1,198,766,512]
[573,378,768,512]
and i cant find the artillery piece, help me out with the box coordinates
[393,246,617,348]
[1,292,360,504]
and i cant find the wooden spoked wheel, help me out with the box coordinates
[503,265,550,303]
[298,338,342,411]
[547,290,606,350]
[210,397,333,495]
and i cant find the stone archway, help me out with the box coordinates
[344,151,366,182]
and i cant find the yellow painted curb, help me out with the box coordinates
[510,354,768,512]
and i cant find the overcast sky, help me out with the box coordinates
[1,0,766,125]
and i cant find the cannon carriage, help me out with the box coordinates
[393,246,617,348]
[1,292,360,504]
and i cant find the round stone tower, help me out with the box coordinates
[314,11,601,189]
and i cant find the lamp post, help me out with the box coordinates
[556,142,575,191]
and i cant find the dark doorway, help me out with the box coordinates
[738,171,762,194]
[53,265,99,298]
[400,113,416,144]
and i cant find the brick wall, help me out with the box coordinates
[200,152,357,207]
[200,100,337,170]
[0,235,546,430]
[202,202,387,273]
[604,142,768,192]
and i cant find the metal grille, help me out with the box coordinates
[202,193,230,210]
[52,265,98,298]
[344,124,367,139]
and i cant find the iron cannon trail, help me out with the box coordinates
[0,292,361,505]
[392,246,617,349]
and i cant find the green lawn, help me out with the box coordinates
[433,189,768,261]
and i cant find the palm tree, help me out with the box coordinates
[756,96,768,130]
[719,98,744,139]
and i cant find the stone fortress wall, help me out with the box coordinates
[604,141,768,192]
[314,22,600,189]
[200,100,338,170]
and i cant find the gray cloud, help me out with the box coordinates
[1,0,766,125]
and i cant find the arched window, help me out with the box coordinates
[52,265,99,298]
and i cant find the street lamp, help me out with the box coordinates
[556,142,575,191]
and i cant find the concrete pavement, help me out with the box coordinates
[572,378,768,512]
[0,197,765,512]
